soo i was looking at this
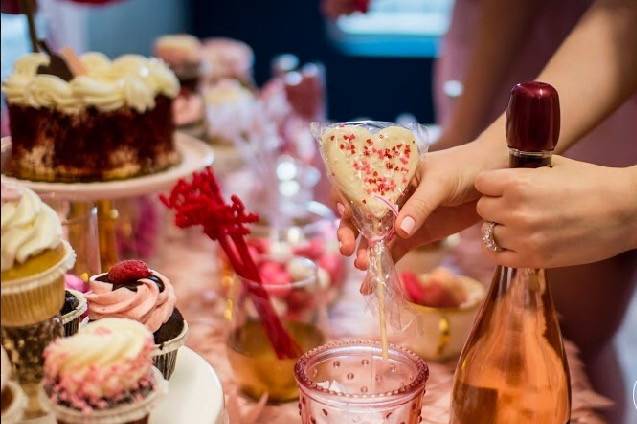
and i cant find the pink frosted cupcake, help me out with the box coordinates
[201,37,254,85]
[87,260,188,379]
[42,318,166,424]
[154,35,206,137]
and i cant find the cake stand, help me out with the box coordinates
[21,347,226,424]
[1,133,214,270]
[0,132,214,201]
[152,347,227,424]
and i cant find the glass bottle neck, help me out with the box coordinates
[508,148,552,168]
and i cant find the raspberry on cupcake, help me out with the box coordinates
[87,260,187,379]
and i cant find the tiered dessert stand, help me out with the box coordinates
[1,133,227,424]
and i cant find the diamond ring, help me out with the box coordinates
[481,221,503,252]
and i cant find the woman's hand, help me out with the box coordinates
[337,137,507,269]
[475,156,637,268]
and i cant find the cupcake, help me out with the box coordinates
[87,260,187,379]
[1,184,75,326]
[200,37,254,85]
[59,289,87,337]
[154,34,202,88]
[1,347,26,424]
[204,78,258,146]
[42,318,167,423]
[154,35,206,137]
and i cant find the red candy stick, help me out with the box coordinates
[161,167,301,359]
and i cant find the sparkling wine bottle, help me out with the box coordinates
[450,81,571,424]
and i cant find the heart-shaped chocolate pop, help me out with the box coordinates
[322,125,419,218]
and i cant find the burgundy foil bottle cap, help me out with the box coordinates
[506,81,560,152]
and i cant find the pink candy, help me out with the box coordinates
[65,274,89,293]
[258,261,292,297]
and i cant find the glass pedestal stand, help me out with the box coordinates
[1,317,63,419]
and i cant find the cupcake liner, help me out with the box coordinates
[1,241,76,326]
[60,290,87,337]
[152,320,188,380]
[1,381,27,424]
[42,368,167,424]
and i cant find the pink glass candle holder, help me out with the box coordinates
[294,339,429,424]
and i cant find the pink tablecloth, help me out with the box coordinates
[154,231,612,424]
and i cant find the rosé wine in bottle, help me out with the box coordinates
[449,82,571,424]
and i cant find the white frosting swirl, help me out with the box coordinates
[79,52,111,75]
[1,52,179,114]
[1,187,62,272]
[43,318,154,401]
[70,76,125,112]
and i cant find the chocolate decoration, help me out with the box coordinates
[17,0,38,51]
[147,274,166,293]
[60,290,79,315]
[506,81,560,152]
[96,272,165,293]
[119,283,141,292]
[36,40,74,82]
[95,274,110,283]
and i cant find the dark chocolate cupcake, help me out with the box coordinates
[87,260,188,379]
[59,289,87,337]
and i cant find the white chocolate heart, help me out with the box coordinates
[322,125,419,218]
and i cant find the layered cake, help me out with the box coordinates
[2,52,180,182]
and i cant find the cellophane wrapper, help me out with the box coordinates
[311,121,428,333]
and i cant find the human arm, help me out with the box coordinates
[436,0,546,150]
[474,0,637,155]
[338,0,637,269]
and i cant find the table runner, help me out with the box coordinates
[156,231,612,424]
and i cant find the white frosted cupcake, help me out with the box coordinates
[42,318,167,424]
[1,184,75,326]
[204,79,257,146]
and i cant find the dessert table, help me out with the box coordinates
[155,229,612,424]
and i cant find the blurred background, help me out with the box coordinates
[1,0,453,123]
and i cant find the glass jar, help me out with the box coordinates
[225,257,328,403]
[294,339,429,424]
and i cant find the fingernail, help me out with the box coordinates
[338,241,343,251]
[336,203,345,217]
[399,216,416,235]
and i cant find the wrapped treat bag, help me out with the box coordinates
[311,121,428,355]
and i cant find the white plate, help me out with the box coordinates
[1,133,214,201]
[151,347,226,424]
[20,347,225,424]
